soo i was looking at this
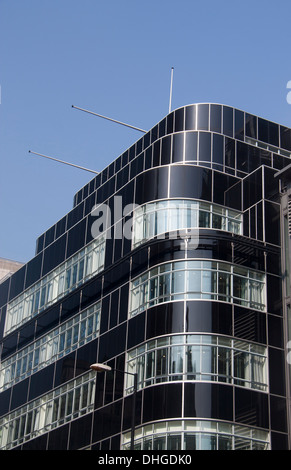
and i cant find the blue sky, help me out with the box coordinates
[1,0,291,263]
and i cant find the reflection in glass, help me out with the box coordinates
[245,114,257,139]
[185,105,196,131]
[122,420,270,450]
[129,260,265,316]
[258,118,279,147]
[125,334,267,393]
[5,236,105,336]
[132,199,242,248]
[0,301,101,392]
[0,371,96,450]
[197,104,209,131]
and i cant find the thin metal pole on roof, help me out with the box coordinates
[72,105,147,133]
[28,150,99,174]
[169,67,174,113]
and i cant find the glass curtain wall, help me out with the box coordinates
[132,200,242,248]
[125,334,268,393]
[122,420,270,451]
[5,236,105,335]
[129,260,266,317]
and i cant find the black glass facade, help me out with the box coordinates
[0,103,291,450]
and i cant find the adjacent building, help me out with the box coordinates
[0,258,23,283]
[0,103,291,450]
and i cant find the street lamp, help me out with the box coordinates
[90,363,138,450]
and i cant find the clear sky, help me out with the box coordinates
[1,0,291,263]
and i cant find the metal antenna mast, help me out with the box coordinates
[72,105,147,133]
[169,67,174,113]
[28,150,99,174]
[29,69,175,176]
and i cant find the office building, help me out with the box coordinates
[0,103,291,450]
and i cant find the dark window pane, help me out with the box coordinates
[280,126,291,151]
[223,106,233,137]
[214,172,240,208]
[258,118,279,147]
[257,202,263,240]
[161,135,172,165]
[269,121,280,147]
[225,179,242,211]
[144,147,152,170]
[135,167,169,205]
[210,104,221,133]
[101,168,108,184]
[121,150,128,168]
[167,112,174,134]
[243,211,249,237]
[225,138,235,169]
[185,105,196,130]
[235,388,269,428]
[114,157,120,173]
[264,167,279,201]
[269,349,286,397]
[235,110,244,140]
[152,140,161,167]
[270,396,288,433]
[151,125,159,144]
[159,118,166,138]
[129,145,136,161]
[136,153,144,174]
[8,266,26,301]
[94,173,101,189]
[243,168,262,210]
[184,383,233,421]
[45,226,55,248]
[42,235,67,276]
[273,154,290,171]
[107,163,114,178]
[136,137,143,155]
[172,133,184,162]
[267,274,282,316]
[212,133,223,167]
[25,254,43,289]
[185,132,198,161]
[250,206,256,238]
[199,132,211,164]
[174,108,184,132]
[82,185,88,200]
[236,142,249,173]
[259,148,271,167]
[56,216,67,239]
[264,201,280,246]
[130,158,137,179]
[143,132,150,149]
[66,219,86,258]
[197,104,209,131]
[89,178,95,194]
[76,189,82,205]
[36,234,45,254]
[170,166,212,201]
[245,114,257,139]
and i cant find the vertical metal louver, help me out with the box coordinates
[288,199,291,237]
